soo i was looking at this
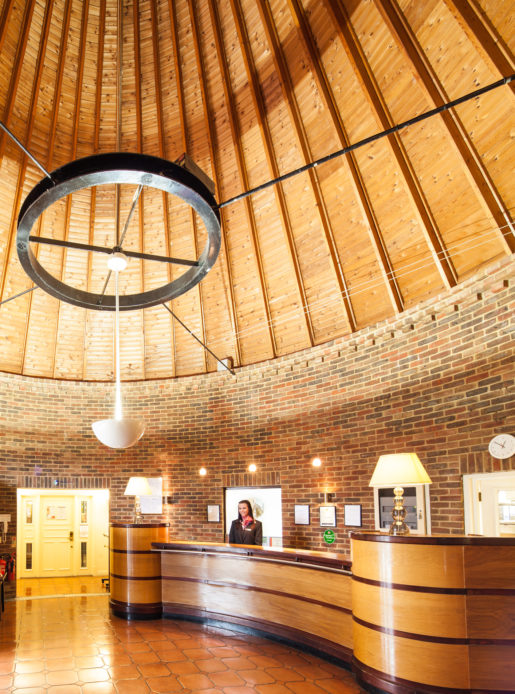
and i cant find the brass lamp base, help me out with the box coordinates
[389,486,410,535]
[133,496,143,524]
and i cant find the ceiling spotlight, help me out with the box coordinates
[312,457,322,467]
[107,251,128,272]
[199,467,207,476]
[248,463,257,473]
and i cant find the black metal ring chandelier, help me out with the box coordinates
[16,152,221,311]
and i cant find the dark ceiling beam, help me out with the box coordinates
[165,0,186,377]
[133,0,147,379]
[149,0,175,373]
[83,0,105,380]
[52,0,90,379]
[185,0,220,372]
[0,0,15,57]
[325,0,457,294]
[3,0,53,376]
[191,0,278,362]
[209,0,314,352]
[375,0,515,254]
[287,0,381,330]
[447,0,515,96]
[0,0,36,303]
[255,0,387,326]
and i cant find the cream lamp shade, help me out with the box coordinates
[369,453,432,487]
[124,477,152,497]
[124,476,152,523]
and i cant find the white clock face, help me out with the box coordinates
[488,434,515,460]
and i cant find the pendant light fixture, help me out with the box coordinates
[92,252,145,449]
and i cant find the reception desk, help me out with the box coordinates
[351,532,515,693]
[153,539,354,661]
[110,528,515,693]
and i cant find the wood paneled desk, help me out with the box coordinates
[110,527,515,694]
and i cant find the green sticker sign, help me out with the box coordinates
[323,529,335,544]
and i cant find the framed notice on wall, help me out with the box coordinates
[319,505,336,527]
[294,504,310,525]
[344,504,362,527]
[207,505,220,522]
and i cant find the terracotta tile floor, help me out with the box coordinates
[0,581,366,693]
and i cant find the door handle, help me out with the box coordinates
[69,531,74,541]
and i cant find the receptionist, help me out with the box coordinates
[229,499,263,545]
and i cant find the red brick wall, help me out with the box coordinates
[0,256,513,566]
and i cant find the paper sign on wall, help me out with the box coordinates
[140,477,163,514]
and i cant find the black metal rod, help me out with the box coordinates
[0,285,38,306]
[162,303,236,375]
[0,121,53,181]
[217,74,515,209]
[28,235,198,267]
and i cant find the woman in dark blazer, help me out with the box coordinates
[228,499,263,545]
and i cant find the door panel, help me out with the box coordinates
[40,497,74,575]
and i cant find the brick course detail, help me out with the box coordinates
[0,256,513,561]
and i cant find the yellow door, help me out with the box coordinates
[17,489,109,578]
[40,496,75,576]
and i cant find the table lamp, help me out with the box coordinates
[369,453,432,535]
[124,477,152,523]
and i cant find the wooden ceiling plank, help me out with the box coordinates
[325,0,457,294]
[186,0,254,365]
[132,0,147,380]
[255,0,397,322]
[165,0,187,377]
[53,0,90,379]
[45,0,73,170]
[210,0,305,353]
[210,0,317,350]
[149,0,175,375]
[230,0,321,343]
[287,0,380,329]
[375,0,515,254]
[0,0,14,57]
[0,0,35,164]
[18,0,56,374]
[447,0,515,94]
[185,0,223,371]
[83,0,106,380]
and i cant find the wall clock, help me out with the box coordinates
[488,434,515,460]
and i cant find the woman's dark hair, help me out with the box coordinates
[237,499,254,521]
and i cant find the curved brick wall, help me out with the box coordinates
[0,256,513,559]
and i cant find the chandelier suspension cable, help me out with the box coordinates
[0,121,53,181]
[217,74,515,210]
[114,268,123,420]
[162,302,236,375]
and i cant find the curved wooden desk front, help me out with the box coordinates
[152,540,353,661]
[110,523,169,619]
[351,532,515,694]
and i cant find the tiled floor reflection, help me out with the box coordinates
[16,577,109,598]
[0,591,366,693]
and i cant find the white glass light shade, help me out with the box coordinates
[92,418,145,449]
[369,453,432,487]
[124,476,152,496]
[107,251,128,272]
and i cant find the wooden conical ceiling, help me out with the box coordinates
[0,0,513,381]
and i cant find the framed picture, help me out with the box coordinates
[344,504,362,527]
[320,505,336,527]
[294,504,310,525]
[207,504,220,522]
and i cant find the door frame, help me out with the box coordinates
[463,470,515,536]
[17,487,110,578]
